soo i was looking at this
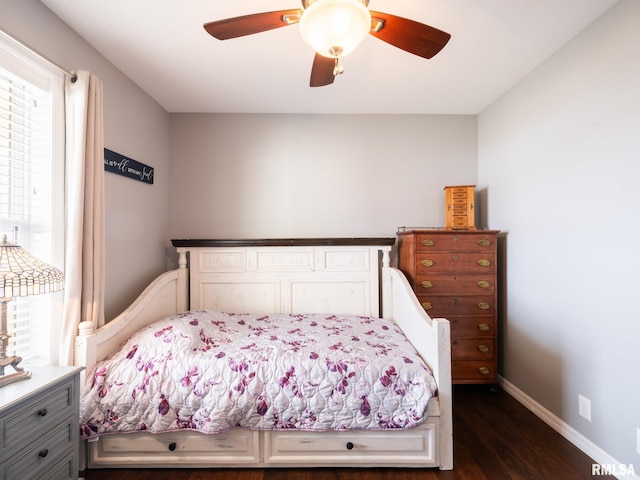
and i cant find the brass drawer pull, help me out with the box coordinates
[478,367,491,375]
[421,280,434,289]
[478,323,491,332]
[477,302,490,310]
[477,258,490,267]
[477,345,490,353]
[420,259,434,267]
[477,239,491,247]
[477,280,491,289]
[421,302,433,310]
[421,239,435,247]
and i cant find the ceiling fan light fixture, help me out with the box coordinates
[299,0,371,58]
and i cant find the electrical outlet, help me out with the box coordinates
[579,395,591,422]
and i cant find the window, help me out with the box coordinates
[0,31,65,365]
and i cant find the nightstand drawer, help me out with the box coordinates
[2,377,74,451]
[3,420,73,480]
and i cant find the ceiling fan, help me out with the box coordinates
[203,0,451,87]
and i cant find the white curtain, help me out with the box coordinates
[59,70,106,366]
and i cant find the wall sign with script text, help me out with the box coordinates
[104,148,154,185]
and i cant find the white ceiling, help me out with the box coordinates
[40,0,619,114]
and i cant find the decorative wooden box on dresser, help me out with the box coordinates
[397,229,500,384]
[0,366,83,480]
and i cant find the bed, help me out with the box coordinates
[75,238,452,470]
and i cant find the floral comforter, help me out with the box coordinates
[80,310,437,439]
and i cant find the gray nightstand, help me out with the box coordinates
[0,366,83,480]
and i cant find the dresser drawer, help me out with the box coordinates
[2,378,74,452]
[416,253,495,273]
[3,420,73,480]
[415,275,495,294]
[414,234,496,252]
[452,360,497,383]
[451,338,495,360]
[419,295,495,316]
[447,316,496,337]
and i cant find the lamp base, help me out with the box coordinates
[0,354,31,387]
[0,368,31,387]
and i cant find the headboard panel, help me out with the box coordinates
[173,238,395,317]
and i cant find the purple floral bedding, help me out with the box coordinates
[80,310,437,439]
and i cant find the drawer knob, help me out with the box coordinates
[420,259,434,267]
[476,280,491,289]
[346,441,354,450]
[39,449,49,458]
[421,239,435,247]
[478,367,491,375]
[477,302,490,310]
[420,280,434,289]
[477,239,491,247]
[37,408,48,417]
[477,345,490,353]
[478,323,491,332]
[477,259,490,267]
[421,302,433,311]
[168,442,177,452]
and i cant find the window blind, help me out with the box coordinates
[0,67,55,363]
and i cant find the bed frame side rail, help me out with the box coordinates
[75,250,189,373]
[381,265,453,470]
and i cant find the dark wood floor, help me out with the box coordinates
[82,385,611,480]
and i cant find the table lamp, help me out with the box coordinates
[0,234,64,386]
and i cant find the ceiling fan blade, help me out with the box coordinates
[368,11,451,59]
[310,54,336,87]
[204,9,301,40]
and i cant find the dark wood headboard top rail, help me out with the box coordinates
[171,238,396,248]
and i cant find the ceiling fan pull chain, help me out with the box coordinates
[333,57,345,76]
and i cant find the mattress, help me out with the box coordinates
[80,310,437,439]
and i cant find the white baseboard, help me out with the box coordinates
[498,376,639,480]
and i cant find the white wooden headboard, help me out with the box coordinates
[172,238,395,317]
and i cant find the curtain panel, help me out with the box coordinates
[60,70,105,366]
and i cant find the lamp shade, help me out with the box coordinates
[0,235,64,298]
[300,0,371,58]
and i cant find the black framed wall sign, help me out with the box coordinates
[104,148,154,185]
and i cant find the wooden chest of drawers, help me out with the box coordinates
[0,366,82,480]
[397,229,500,384]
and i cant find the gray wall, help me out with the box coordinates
[478,0,639,467]
[169,113,477,239]
[0,0,171,321]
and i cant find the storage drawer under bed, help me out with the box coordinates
[263,423,438,466]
